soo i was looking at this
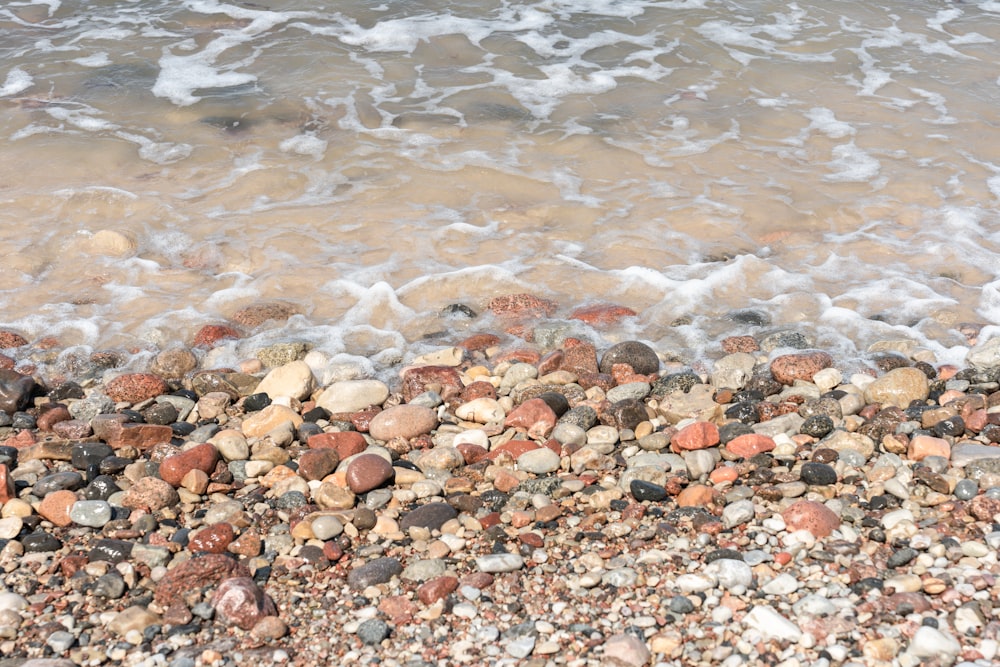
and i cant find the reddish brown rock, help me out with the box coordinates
[230,302,299,328]
[159,443,220,487]
[458,334,501,352]
[0,354,12,371]
[721,336,760,353]
[968,495,1000,522]
[487,293,557,318]
[418,576,459,605]
[193,324,242,348]
[349,407,381,433]
[36,405,72,432]
[38,489,77,527]
[189,522,236,554]
[228,528,262,558]
[456,443,489,464]
[308,431,367,460]
[154,554,251,607]
[460,381,497,402]
[770,352,833,385]
[294,449,337,482]
[345,453,394,493]
[504,398,557,440]
[782,500,840,538]
[120,476,180,511]
[210,577,277,630]
[401,365,464,403]
[105,373,169,404]
[559,339,600,375]
[0,332,27,349]
[378,595,416,624]
[369,404,439,441]
[576,372,615,392]
[491,349,541,366]
[726,434,776,459]
[0,369,35,414]
[486,439,539,462]
[672,422,720,451]
[106,422,174,450]
[568,304,637,327]
[0,464,14,504]
[52,419,92,439]
[676,484,719,507]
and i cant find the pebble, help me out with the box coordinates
[743,605,802,642]
[357,618,391,645]
[476,554,524,573]
[69,500,113,528]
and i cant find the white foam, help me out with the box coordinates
[279,134,328,159]
[71,52,112,67]
[0,67,33,97]
[822,143,881,183]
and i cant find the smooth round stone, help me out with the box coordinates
[761,573,799,595]
[347,557,402,589]
[93,572,127,599]
[517,448,561,474]
[415,446,464,471]
[637,432,670,451]
[800,461,838,485]
[369,404,439,441]
[630,480,668,502]
[606,382,651,403]
[551,423,587,447]
[709,559,752,591]
[476,553,524,573]
[401,558,447,583]
[399,502,458,532]
[954,478,978,500]
[683,449,717,478]
[602,568,638,587]
[721,499,755,528]
[669,596,695,614]
[315,379,390,415]
[0,592,27,613]
[0,518,20,540]
[22,531,62,553]
[70,500,113,528]
[838,449,867,467]
[46,630,75,653]
[310,516,344,541]
[34,471,84,496]
[357,618,390,645]
[600,341,659,375]
[345,454,394,494]
[211,431,250,462]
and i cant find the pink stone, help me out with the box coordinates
[487,293,557,318]
[710,466,739,484]
[210,576,277,631]
[52,419,92,439]
[782,499,840,538]
[345,453,394,493]
[189,522,236,554]
[36,405,72,432]
[672,422,720,451]
[0,331,28,348]
[0,464,14,504]
[159,443,221,487]
[38,489,77,527]
[193,324,242,348]
[457,334,501,352]
[417,576,459,605]
[456,443,489,464]
[503,398,557,440]
[770,352,834,385]
[120,476,180,511]
[97,416,173,450]
[726,434,776,459]
[559,339,600,376]
[104,373,169,404]
[154,554,251,607]
[568,304,637,327]
[721,336,760,353]
[486,439,539,462]
[907,434,951,462]
[308,431,368,460]
[368,404,439,441]
[401,366,464,402]
[676,484,719,507]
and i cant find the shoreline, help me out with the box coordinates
[0,295,998,666]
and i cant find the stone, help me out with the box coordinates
[308,431,367,459]
[864,367,930,409]
[251,616,289,641]
[504,398,557,440]
[967,336,1000,370]
[599,341,659,375]
[231,301,298,327]
[399,502,458,532]
[726,434,775,458]
[0,331,27,348]
[602,633,651,667]
[418,576,459,605]
[517,447,561,474]
[782,500,840,538]
[743,605,802,642]
[0,370,36,414]
[120,476,180,511]
[456,397,505,423]
[197,392,231,420]
[211,577,277,631]
[315,379,389,414]
[672,421,720,451]
[569,304,637,326]
[37,489,77,527]
[476,553,524,573]
[402,366,464,402]
[676,485,719,507]
[369,404,438,441]
[69,500,113,528]
[800,462,837,485]
[107,605,160,638]
[240,404,303,438]
[908,434,951,462]
[488,293,557,318]
[905,626,961,663]
[819,429,875,460]
[194,324,241,347]
[345,453,394,493]
[298,449,340,481]
[357,618,391,645]
[154,553,251,606]
[348,557,403,589]
[770,351,833,385]
[159,443,220,487]
[96,419,173,450]
[151,347,197,378]
[189,523,236,554]
[254,360,315,401]
[104,373,169,404]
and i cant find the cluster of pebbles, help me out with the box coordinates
[1,296,1000,667]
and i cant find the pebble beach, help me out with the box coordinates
[0,295,999,667]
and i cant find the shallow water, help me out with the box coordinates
[2,0,1000,373]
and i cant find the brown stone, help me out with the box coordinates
[230,302,299,328]
[568,304,637,327]
[210,577,277,630]
[503,398,557,440]
[36,405,72,432]
[401,365,464,403]
[368,404,439,441]
[193,324,242,348]
[189,522,236,554]
[460,381,497,402]
[417,576,459,605]
[240,404,303,438]
[345,454,394,494]
[721,336,759,353]
[486,439,539,462]
[0,464,14,504]
[907,434,951,462]
[458,334,501,352]
[782,500,840,538]
[297,449,340,481]
[456,443,489,464]
[308,431,368,460]
[17,440,74,462]
[104,422,174,450]
[726,434,776,459]
[770,352,833,385]
[675,484,719,507]
[487,293,557,318]
[38,489,77,527]
[120,476,180,511]
[159,443,220,487]
[154,554,251,607]
[105,373,170,404]
[559,340,600,376]
[228,528,262,558]
[0,331,28,348]
[672,422,720,451]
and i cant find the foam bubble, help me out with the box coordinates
[823,143,881,183]
[0,67,33,97]
[279,134,327,159]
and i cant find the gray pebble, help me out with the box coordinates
[93,572,126,599]
[69,500,113,528]
[357,618,391,645]
[46,630,75,653]
[476,553,524,573]
[954,478,978,500]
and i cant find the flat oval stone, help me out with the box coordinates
[517,447,561,474]
[399,502,458,532]
[69,500,113,528]
[347,557,403,589]
[800,462,838,486]
[475,553,524,573]
[345,454,394,494]
[599,341,659,375]
[368,404,439,441]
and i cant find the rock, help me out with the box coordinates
[602,633,651,667]
[104,373,169,404]
[189,523,235,554]
[0,331,28,348]
[69,499,113,528]
[120,476,180,511]
[240,404,303,438]
[315,379,390,414]
[770,351,833,385]
[37,489,77,527]
[231,302,298,327]
[712,353,756,390]
[357,618,391,645]
[107,605,160,638]
[345,453,394,493]
[251,616,289,641]
[908,434,951,462]
[298,449,340,481]
[254,360,315,401]
[418,576,459,605]
[967,336,1000,370]
[800,462,837,485]
[0,370,35,414]
[782,500,840,538]
[476,553,524,573]
[154,553,251,606]
[743,605,802,642]
[818,429,875,460]
[159,443,220,487]
[864,367,930,409]
[676,484,719,507]
[726,434,775,458]
[569,303,637,326]
[708,558,753,591]
[517,447,561,474]
[672,421,719,451]
[211,577,277,630]
[905,626,961,664]
[151,347,197,378]
[369,404,439,441]
[504,398,557,440]
[399,502,458,532]
[348,557,403,589]
[193,324,241,347]
[308,431,367,459]
[599,341,659,375]
[488,293,557,318]
[456,397,505,423]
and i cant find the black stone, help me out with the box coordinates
[92,572,127,599]
[0,446,17,467]
[302,406,329,422]
[719,421,754,444]
[34,471,85,496]
[171,422,196,437]
[651,372,700,396]
[932,416,965,438]
[887,547,918,568]
[726,309,770,326]
[704,548,744,563]
[347,557,403,590]
[88,539,134,564]
[441,303,477,318]
[276,491,308,509]
[800,462,837,486]
[172,388,198,402]
[48,382,85,401]
[83,475,121,501]
[297,422,323,441]
[0,370,35,415]
[630,480,667,502]
[724,402,758,424]
[399,503,458,532]
[142,403,178,426]
[11,412,35,430]
[71,443,114,471]
[600,341,660,375]
[537,391,569,417]
[601,398,647,431]
[22,531,62,553]
[801,415,834,438]
[243,393,272,412]
[480,489,510,512]
[99,456,132,475]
